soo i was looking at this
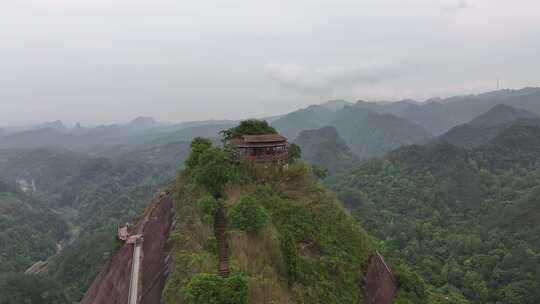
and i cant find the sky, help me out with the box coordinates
[1,0,539,125]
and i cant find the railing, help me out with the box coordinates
[242,152,288,162]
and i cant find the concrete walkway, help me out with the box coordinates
[128,241,142,304]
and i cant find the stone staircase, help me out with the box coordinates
[214,204,230,278]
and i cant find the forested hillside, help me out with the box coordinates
[0,180,68,273]
[327,123,540,303]
[0,148,176,302]
[436,104,540,148]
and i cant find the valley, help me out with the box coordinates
[1,87,540,303]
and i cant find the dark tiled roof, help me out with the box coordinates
[242,134,287,143]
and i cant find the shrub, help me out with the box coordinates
[288,144,302,163]
[221,120,277,141]
[279,230,299,286]
[312,166,328,179]
[192,147,230,197]
[222,273,249,304]
[186,137,213,170]
[229,196,268,233]
[199,195,219,223]
[184,273,224,304]
[184,273,249,304]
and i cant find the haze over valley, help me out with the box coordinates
[2,1,540,303]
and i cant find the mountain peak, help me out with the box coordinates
[319,100,353,111]
[126,116,159,128]
[470,104,538,127]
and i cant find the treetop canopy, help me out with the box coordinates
[221,120,277,141]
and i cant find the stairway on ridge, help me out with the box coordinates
[214,203,230,278]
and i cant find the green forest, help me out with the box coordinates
[327,126,540,303]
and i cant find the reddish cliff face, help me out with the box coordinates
[139,197,175,303]
[81,196,175,304]
[80,240,134,304]
[362,253,398,304]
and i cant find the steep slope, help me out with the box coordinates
[294,126,359,174]
[332,106,432,159]
[159,134,407,304]
[163,162,389,304]
[81,193,175,304]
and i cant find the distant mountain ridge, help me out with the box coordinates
[353,87,540,134]
[273,104,432,160]
[294,126,358,173]
[436,104,540,148]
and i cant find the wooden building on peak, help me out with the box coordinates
[229,133,288,165]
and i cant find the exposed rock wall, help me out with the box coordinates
[362,253,398,304]
[80,241,133,304]
[81,195,175,304]
[139,197,174,303]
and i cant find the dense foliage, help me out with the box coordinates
[229,196,268,233]
[288,143,302,163]
[0,181,68,272]
[0,273,70,304]
[184,273,249,304]
[0,148,171,301]
[220,120,277,141]
[327,127,540,303]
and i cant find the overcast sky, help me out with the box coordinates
[1,0,539,126]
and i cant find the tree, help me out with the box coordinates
[184,274,224,304]
[0,273,70,304]
[312,166,328,179]
[229,196,268,233]
[186,137,213,170]
[288,143,302,163]
[192,147,230,198]
[222,273,249,304]
[184,273,249,304]
[279,230,299,286]
[199,195,219,217]
[221,120,277,141]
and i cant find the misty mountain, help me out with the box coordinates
[319,99,354,111]
[272,103,432,159]
[111,140,191,166]
[333,106,432,159]
[272,105,335,140]
[436,104,540,148]
[294,126,358,174]
[125,116,161,130]
[0,148,172,233]
[469,104,538,127]
[354,87,540,135]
